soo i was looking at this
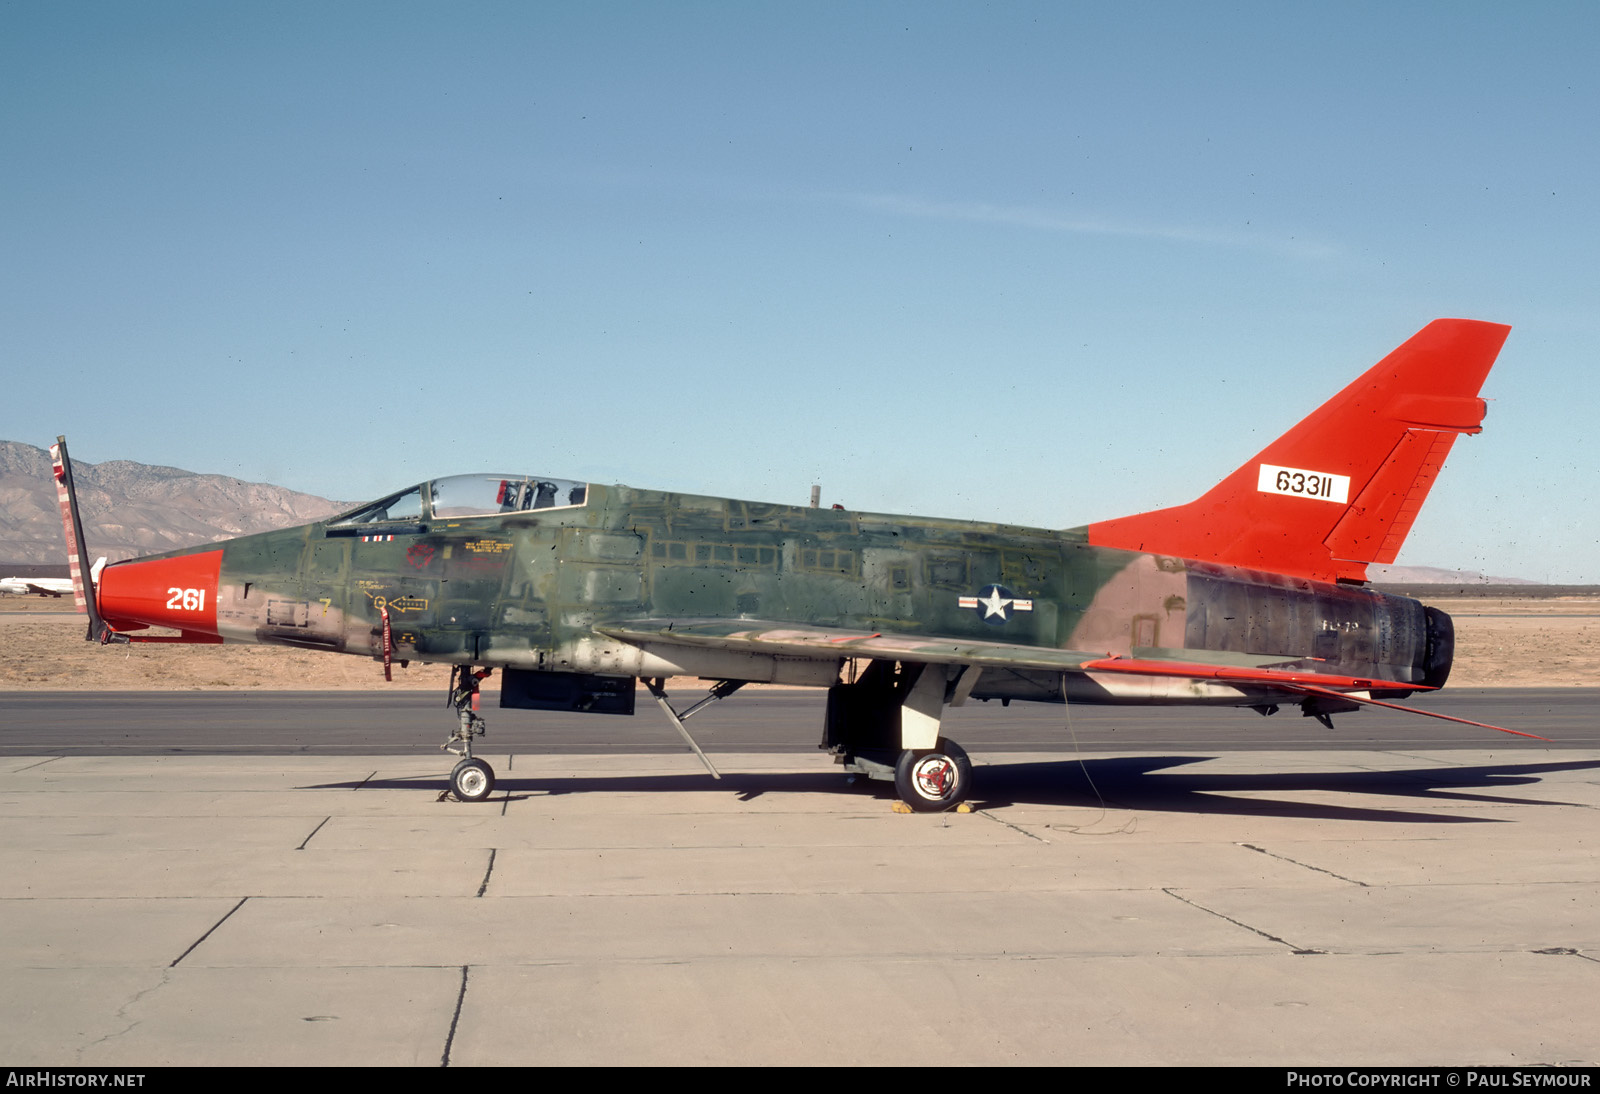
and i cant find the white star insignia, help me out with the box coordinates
[960,587,1033,623]
[978,588,1012,619]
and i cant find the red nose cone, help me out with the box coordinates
[98,550,223,634]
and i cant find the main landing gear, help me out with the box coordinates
[444,665,495,802]
[824,660,975,812]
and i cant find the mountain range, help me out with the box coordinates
[0,441,344,565]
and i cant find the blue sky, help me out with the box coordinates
[4,2,1597,580]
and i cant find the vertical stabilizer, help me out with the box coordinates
[1086,320,1510,583]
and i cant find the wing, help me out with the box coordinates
[597,619,1543,740]
[600,619,1321,676]
[601,618,1115,673]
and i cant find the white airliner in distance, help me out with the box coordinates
[0,557,105,597]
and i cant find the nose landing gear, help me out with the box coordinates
[444,665,496,802]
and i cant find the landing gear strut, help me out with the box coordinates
[644,677,735,779]
[824,661,974,812]
[443,665,496,802]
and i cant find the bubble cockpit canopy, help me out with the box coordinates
[329,474,589,528]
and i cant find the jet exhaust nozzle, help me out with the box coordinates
[1421,605,1454,690]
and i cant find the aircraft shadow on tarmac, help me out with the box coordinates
[301,755,1600,824]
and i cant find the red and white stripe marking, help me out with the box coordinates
[48,443,87,611]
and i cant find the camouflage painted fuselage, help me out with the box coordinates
[96,481,1448,708]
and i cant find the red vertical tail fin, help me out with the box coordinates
[1086,320,1511,583]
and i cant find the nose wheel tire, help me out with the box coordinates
[451,758,496,802]
[893,739,972,812]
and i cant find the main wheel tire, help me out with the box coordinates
[450,758,496,802]
[893,739,971,812]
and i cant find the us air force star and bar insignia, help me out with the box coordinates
[958,585,1033,625]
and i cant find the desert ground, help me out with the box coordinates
[1,594,1595,691]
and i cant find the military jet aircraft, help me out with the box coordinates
[53,319,1528,810]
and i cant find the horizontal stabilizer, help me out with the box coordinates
[1290,685,1545,739]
